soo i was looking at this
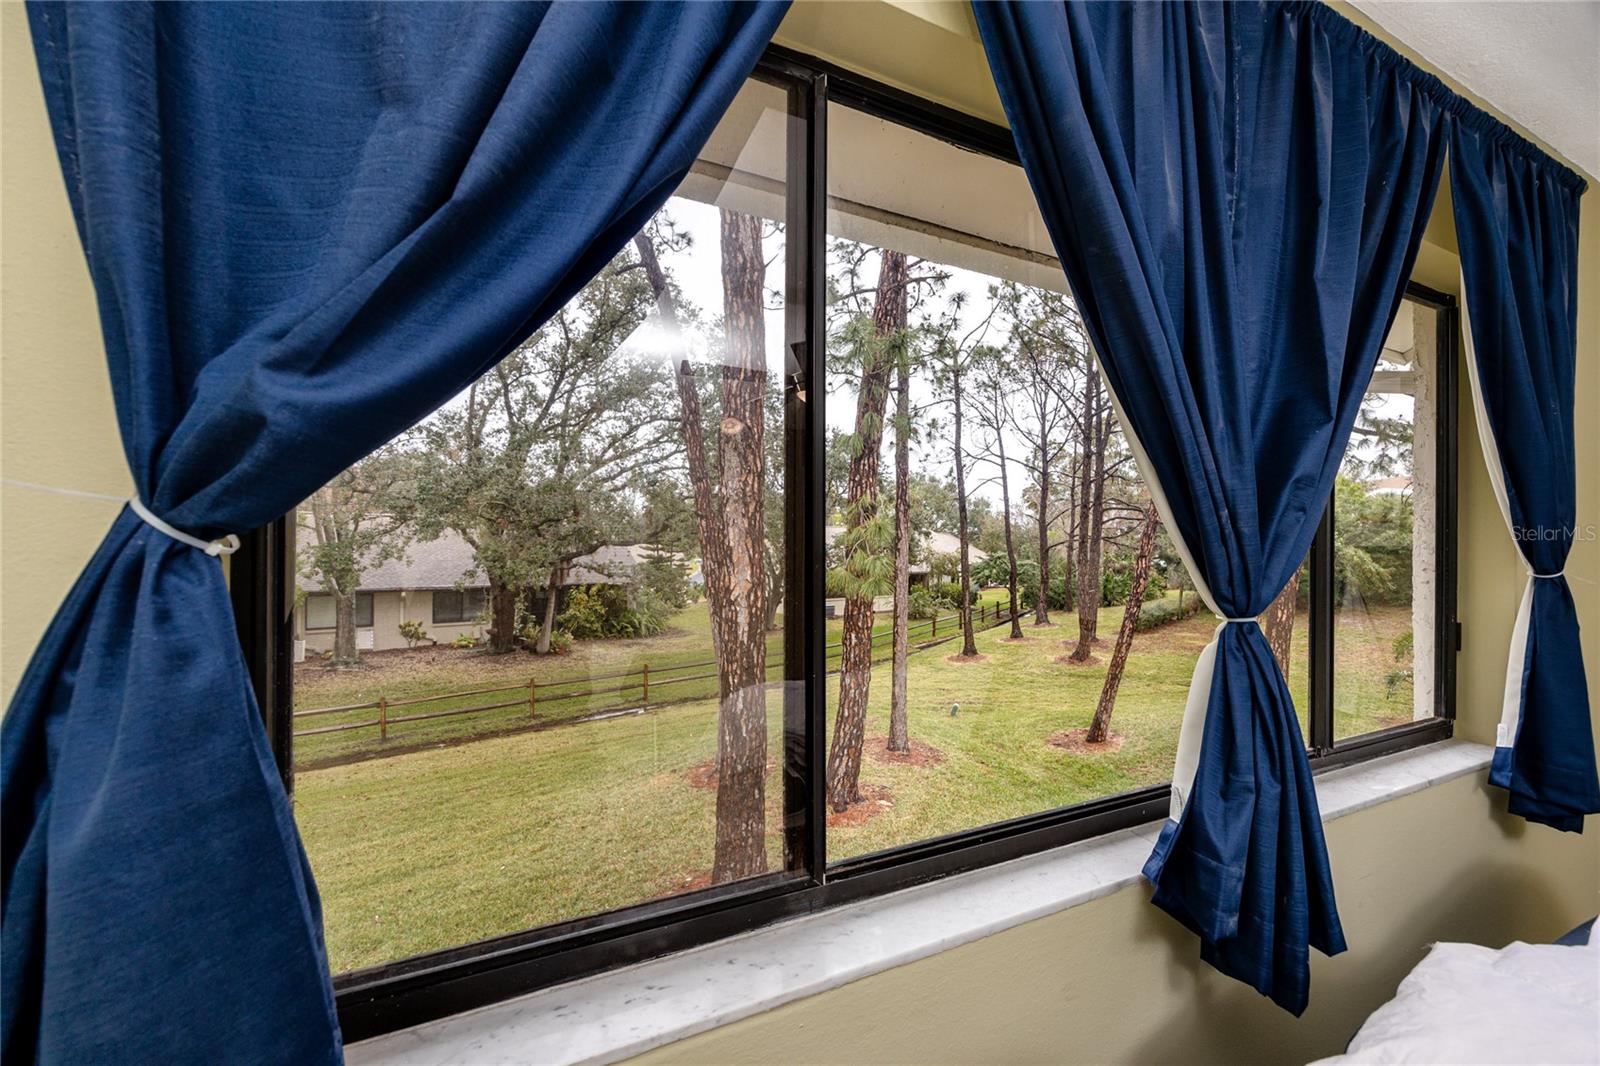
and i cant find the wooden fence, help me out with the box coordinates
[293,601,1019,746]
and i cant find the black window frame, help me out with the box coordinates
[431,587,487,626]
[228,47,1457,1042]
[302,591,374,631]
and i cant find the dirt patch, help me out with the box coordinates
[997,635,1030,644]
[660,870,715,896]
[866,736,946,768]
[1048,728,1126,754]
[826,782,895,828]
[685,756,778,792]
[945,652,989,664]
[1054,653,1103,666]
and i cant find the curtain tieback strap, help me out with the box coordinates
[1222,617,1258,624]
[1531,570,1565,580]
[129,497,241,557]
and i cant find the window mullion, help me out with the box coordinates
[1309,496,1336,753]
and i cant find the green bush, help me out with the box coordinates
[451,632,479,649]
[932,581,978,607]
[547,628,574,655]
[1133,594,1206,633]
[397,619,429,648]
[907,584,941,620]
[556,585,669,641]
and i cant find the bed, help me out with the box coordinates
[1311,920,1599,1065]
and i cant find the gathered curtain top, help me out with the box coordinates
[1281,0,1587,194]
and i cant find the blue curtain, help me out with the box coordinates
[2,2,786,1061]
[973,0,1448,1014]
[1451,122,1597,833]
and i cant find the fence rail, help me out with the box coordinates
[293,602,1019,748]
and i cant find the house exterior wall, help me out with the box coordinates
[296,589,485,655]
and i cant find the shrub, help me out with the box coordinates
[398,619,428,648]
[547,628,574,655]
[556,586,610,640]
[451,632,479,649]
[907,584,941,620]
[1133,594,1206,633]
[557,584,671,641]
[933,581,978,607]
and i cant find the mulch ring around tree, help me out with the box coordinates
[1054,653,1103,666]
[826,782,895,828]
[1047,727,1125,755]
[866,735,946,768]
[684,755,777,792]
[945,652,989,664]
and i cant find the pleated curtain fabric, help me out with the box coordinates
[972,0,1451,1014]
[1,2,787,1061]
[1449,123,1598,833]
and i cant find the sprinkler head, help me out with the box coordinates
[950,702,960,717]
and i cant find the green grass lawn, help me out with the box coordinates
[295,593,1419,974]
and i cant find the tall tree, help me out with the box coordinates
[633,213,774,881]
[826,249,908,809]
[887,270,914,754]
[298,449,411,665]
[1069,361,1109,662]
[1087,501,1160,743]
[974,345,1024,639]
[999,284,1085,627]
[927,297,997,659]
[413,252,674,654]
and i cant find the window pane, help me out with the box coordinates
[823,105,1204,863]
[291,77,801,974]
[355,592,374,628]
[304,594,335,631]
[1334,298,1439,739]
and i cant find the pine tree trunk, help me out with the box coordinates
[535,566,561,654]
[634,233,730,666]
[1263,570,1302,677]
[1088,502,1159,743]
[333,591,358,664]
[1035,446,1051,625]
[997,426,1023,639]
[1071,367,1106,662]
[710,209,770,883]
[952,369,978,658]
[888,329,912,754]
[826,250,907,809]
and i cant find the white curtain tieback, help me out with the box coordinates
[1530,570,1565,579]
[129,497,240,557]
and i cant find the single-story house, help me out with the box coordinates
[822,526,989,615]
[295,531,675,654]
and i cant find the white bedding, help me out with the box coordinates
[1312,928,1599,1065]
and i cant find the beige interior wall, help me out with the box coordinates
[1,3,130,702]
[2,2,1597,1061]
[634,771,1596,1066]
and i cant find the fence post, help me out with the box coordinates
[528,678,537,720]
[379,696,388,741]
[932,614,938,638]
[642,663,650,707]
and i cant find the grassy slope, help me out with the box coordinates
[296,593,1416,973]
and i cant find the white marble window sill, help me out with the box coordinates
[347,739,1492,1066]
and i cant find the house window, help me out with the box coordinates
[303,592,373,630]
[431,588,487,625]
[236,55,1455,1040]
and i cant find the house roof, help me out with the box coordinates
[297,529,674,593]
[823,526,989,573]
